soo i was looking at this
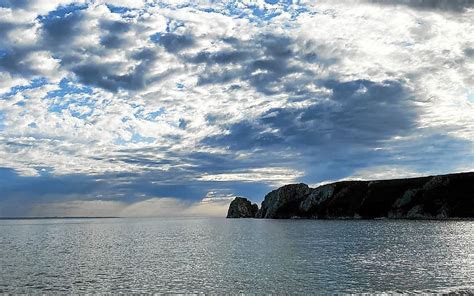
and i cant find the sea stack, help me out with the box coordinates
[226,197,259,218]
[227,172,474,219]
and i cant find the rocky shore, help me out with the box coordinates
[227,172,474,219]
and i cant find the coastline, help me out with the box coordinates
[227,172,474,219]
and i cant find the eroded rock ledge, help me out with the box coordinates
[227,172,474,219]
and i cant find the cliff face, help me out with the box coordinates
[227,172,474,219]
[256,183,310,218]
[226,197,259,218]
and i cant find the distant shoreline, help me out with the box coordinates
[0,217,119,220]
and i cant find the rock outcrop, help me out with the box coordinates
[256,183,310,218]
[227,172,474,219]
[226,197,259,218]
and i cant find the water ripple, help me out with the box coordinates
[0,218,473,294]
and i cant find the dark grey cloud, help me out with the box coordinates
[367,0,474,12]
[0,156,273,217]
[204,79,416,150]
[0,22,39,77]
[99,20,131,49]
[71,61,150,92]
[132,48,157,61]
[202,78,413,181]
[1,10,326,94]
[29,8,161,92]
[196,36,415,160]
[0,0,32,9]
[0,46,38,77]
[0,167,106,216]
[157,33,195,52]
[113,145,296,178]
[0,5,160,93]
[186,50,249,65]
[188,33,330,96]
[201,76,474,182]
[0,22,16,45]
[100,19,131,33]
[465,48,474,58]
[204,121,283,150]
[41,10,86,48]
[100,35,128,49]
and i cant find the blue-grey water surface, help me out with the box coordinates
[0,218,473,294]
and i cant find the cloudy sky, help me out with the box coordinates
[0,0,473,217]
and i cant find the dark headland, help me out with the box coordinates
[227,172,474,219]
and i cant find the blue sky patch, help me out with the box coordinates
[2,77,48,98]
[47,78,93,98]
[37,2,87,23]
[46,79,95,118]
[468,92,474,103]
[144,109,166,121]
[106,4,132,14]
[0,111,5,131]
[130,133,156,144]
[150,32,162,43]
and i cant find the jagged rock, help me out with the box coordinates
[393,189,418,208]
[228,172,474,219]
[256,183,310,218]
[406,204,427,219]
[299,184,335,214]
[226,197,258,218]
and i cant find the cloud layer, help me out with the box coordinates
[0,0,473,216]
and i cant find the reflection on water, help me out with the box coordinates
[0,218,473,293]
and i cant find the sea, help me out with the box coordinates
[0,218,473,294]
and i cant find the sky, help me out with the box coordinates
[0,0,473,217]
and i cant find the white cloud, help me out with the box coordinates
[198,167,304,187]
[98,0,147,9]
[347,165,424,181]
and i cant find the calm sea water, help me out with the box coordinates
[0,218,473,294]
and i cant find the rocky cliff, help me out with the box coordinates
[228,172,474,219]
[227,197,259,218]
